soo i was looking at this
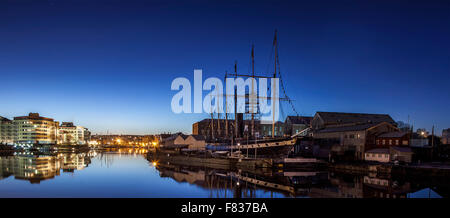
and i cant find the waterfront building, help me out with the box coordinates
[442,128,450,145]
[184,135,206,150]
[0,116,16,145]
[13,113,59,145]
[366,131,414,163]
[259,121,285,137]
[57,122,88,145]
[192,118,235,140]
[311,112,398,160]
[284,116,312,136]
[364,148,390,163]
[375,132,410,147]
[158,133,174,144]
[90,134,155,146]
[364,146,413,163]
[160,133,188,149]
[389,146,413,163]
[193,117,288,140]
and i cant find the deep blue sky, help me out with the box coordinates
[1,0,449,135]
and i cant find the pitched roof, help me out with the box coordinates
[316,112,395,126]
[366,148,390,154]
[286,116,312,125]
[0,116,11,122]
[196,118,235,123]
[189,135,205,141]
[162,133,187,142]
[378,132,408,138]
[315,123,381,133]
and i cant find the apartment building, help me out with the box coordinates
[0,116,16,144]
[13,113,59,145]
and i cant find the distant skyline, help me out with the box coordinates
[1,0,449,135]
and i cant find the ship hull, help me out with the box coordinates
[231,145,293,159]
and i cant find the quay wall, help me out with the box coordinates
[150,152,273,171]
[329,162,450,178]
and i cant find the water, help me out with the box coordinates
[0,149,446,198]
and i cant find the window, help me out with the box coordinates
[395,140,399,145]
[382,140,386,145]
[389,140,392,145]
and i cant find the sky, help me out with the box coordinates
[1,0,449,135]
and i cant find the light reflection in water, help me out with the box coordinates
[0,149,446,198]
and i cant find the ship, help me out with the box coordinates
[200,30,301,159]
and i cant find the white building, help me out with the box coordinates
[365,148,390,163]
[57,122,89,145]
[13,113,59,145]
[0,116,16,145]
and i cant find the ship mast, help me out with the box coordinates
[272,30,278,138]
[234,61,238,139]
[251,44,255,139]
[225,71,228,138]
[210,110,214,140]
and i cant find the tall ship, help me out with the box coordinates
[195,30,302,159]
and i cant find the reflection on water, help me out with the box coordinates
[0,149,447,198]
[153,162,445,198]
[0,151,95,184]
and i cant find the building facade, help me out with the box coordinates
[364,148,390,163]
[311,112,398,160]
[185,135,206,150]
[57,122,89,145]
[375,132,410,148]
[259,121,285,138]
[0,116,16,144]
[284,116,312,136]
[192,118,286,139]
[13,113,59,145]
[193,119,235,140]
[364,146,413,163]
[1,113,91,146]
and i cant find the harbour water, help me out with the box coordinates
[0,149,446,198]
